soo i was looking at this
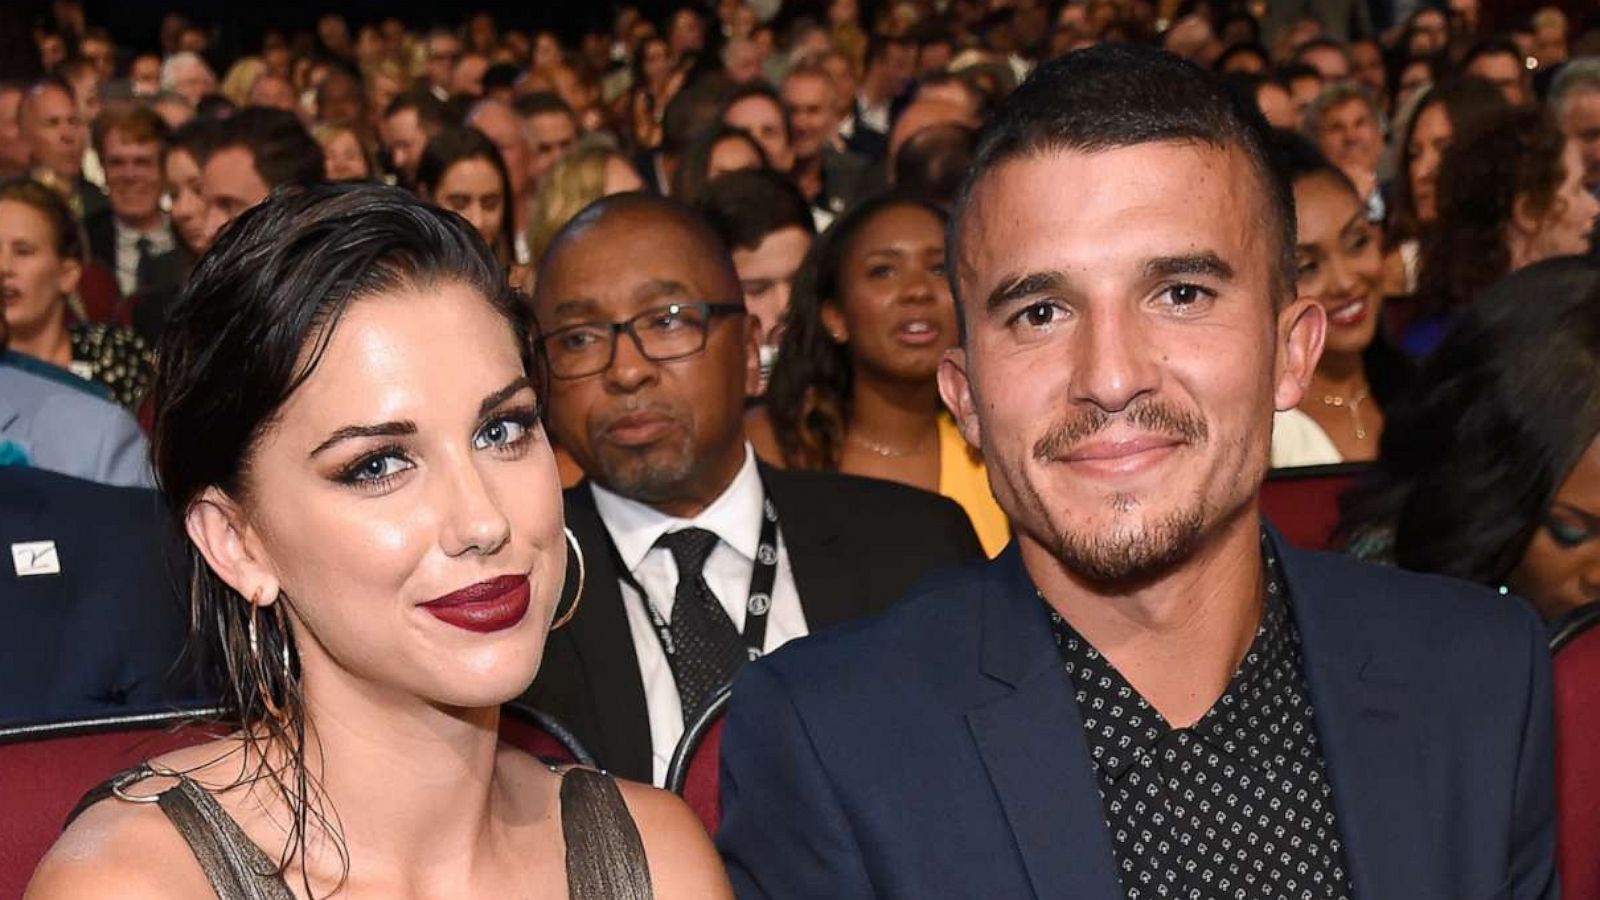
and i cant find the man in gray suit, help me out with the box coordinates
[0,313,152,489]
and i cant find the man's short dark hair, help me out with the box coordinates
[91,104,169,157]
[949,45,1296,309]
[1461,35,1525,72]
[1292,37,1351,67]
[384,88,451,129]
[212,106,325,189]
[513,90,576,122]
[483,62,520,94]
[697,168,814,251]
[718,82,790,138]
[866,32,915,68]
[896,123,977,208]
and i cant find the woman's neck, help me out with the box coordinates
[847,370,941,451]
[9,308,73,368]
[1309,349,1367,395]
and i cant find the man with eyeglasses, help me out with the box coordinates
[522,192,984,786]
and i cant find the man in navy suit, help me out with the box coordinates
[716,44,1556,900]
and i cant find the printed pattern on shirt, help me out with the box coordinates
[1047,540,1355,900]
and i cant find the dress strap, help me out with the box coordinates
[560,767,655,900]
[69,765,296,900]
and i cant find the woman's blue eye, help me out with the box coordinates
[340,452,410,486]
[475,417,529,450]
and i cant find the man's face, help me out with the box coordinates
[526,111,578,188]
[200,145,270,247]
[724,95,793,173]
[426,34,462,89]
[172,59,216,105]
[249,74,299,113]
[1316,97,1381,178]
[382,108,428,184]
[102,130,164,225]
[1288,74,1322,123]
[1298,45,1349,82]
[130,55,162,96]
[468,103,529,201]
[941,144,1321,584]
[783,73,839,160]
[533,209,757,509]
[732,225,811,346]
[21,85,83,181]
[81,38,114,80]
[1349,41,1386,97]
[1559,89,1600,193]
[0,89,27,176]
[880,43,917,96]
[1467,51,1528,106]
[318,74,364,125]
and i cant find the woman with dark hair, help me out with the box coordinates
[164,118,219,256]
[415,125,517,272]
[0,177,155,410]
[668,125,767,206]
[27,183,731,899]
[1270,134,1412,466]
[1341,255,1600,624]
[752,193,1008,554]
[1402,105,1599,356]
[1381,76,1507,298]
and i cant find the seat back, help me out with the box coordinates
[0,703,593,896]
[664,686,732,835]
[1553,604,1600,900]
[1259,462,1368,550]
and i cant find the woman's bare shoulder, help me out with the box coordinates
[613,778,733,900]
[26,779,212,899]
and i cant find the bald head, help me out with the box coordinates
[540,192,741,301]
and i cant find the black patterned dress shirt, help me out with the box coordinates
[1046,538,1356,900]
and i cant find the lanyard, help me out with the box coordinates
[607,485,782,661]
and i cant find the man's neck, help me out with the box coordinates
[1022,507,1265,728]
[117,210,164,233]
[643,442,749,520]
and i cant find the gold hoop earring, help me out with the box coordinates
[247,589,293,723]
[551,526,586,631]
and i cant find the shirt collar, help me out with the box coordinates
[589,444,764,573]
[115,218,172,250]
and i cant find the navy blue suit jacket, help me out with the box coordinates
[717,528,1556,899]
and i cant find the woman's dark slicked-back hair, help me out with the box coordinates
[150,181,531,891]
[1339,256,1600,586]
[948,43,1297,311]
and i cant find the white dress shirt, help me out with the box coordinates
[113,218,174,297]
[590,444,806,785]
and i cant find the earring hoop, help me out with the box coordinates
[551,526,586,631]
[247,589,293,723]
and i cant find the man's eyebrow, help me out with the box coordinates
[550,297,602,319]
[309,421,417,458]
[984,270,1069,312]
[478,376,532,419]
[633,278,694,303]
[1141,252,1236,282]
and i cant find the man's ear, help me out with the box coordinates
[1273,297,1326,412]
[938,347,982,450]
[740,313,762,397]
[184,487,282,608]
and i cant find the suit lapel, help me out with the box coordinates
[1275,532,1427,899]
[761,466,856,631]
[962,548,1124,900]
[561,486,654,780]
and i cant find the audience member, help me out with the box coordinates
[416,126,516,270]
[781,62,876,223]
[1405,106,1598,356]
[19,76,107,221]
[1304,82,1385,222]
[522,192,983,784]
[1551,58,1600,198]
[756,192,1007,553]
[246,71,298,113]
[380,89,448,189]
[1293,36,1354,82]
[719,83,796,177]
[698,168,816,384]
[1280,61,1324,125]
[526,142,645,264]
[1463,36,1534,106]
[161,118,216,259]
[85,106,186,307]
[0,81,29,179]
[127,53,161,98]
[465,99,533,259]
[148,91,194,130]
[891,123,976,207]
[0,178,154,410]
[515,92,581,195]
[841,34,916,160]
[198,107,325,252]
[1381,77,1509,298]
[1270,133,1411,467]
[0,466,196,723]
[27,181,732,900]
[717,43,1556,899]
[159,51,216,106]
[670,125,768,205]
[0,289,151,488]
[312,121,375,181]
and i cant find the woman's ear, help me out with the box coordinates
[55,257,82,299]
[185,487,281,607]
[819,301,849,343]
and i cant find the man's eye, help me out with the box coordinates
[1013,302,1059,328]
[1167,284,1204,305]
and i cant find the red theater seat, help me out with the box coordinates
[665,687,732,835]
[1554,604,1600,900]
[0,703,590,897]
[1259,462,1368,550]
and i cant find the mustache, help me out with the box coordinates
[592,399,688,433]
[1032,399,1209,462]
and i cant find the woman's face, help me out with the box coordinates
[323,130,371,182]
[209,282,565,708]
[1511,436,1600,622]
[1397,61,1432,111]
[707,136,764,181]
[1407,100,1451,224]
[535,33,563,71]
[166,147,210,254]
[1293,172,1383,358]
[825,204,954,384]
[0,200,78,339]
[1525,139,1600,264]
[430,158,506,251]
[642,40,672,85]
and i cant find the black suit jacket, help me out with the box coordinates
[0,467,206,725]
[523,463,984,782]
[84,210,191,341]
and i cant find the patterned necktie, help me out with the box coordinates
[655,528,749,725]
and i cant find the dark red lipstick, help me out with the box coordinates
[419,574,530,633]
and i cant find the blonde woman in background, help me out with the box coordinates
[526,141,645,265]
